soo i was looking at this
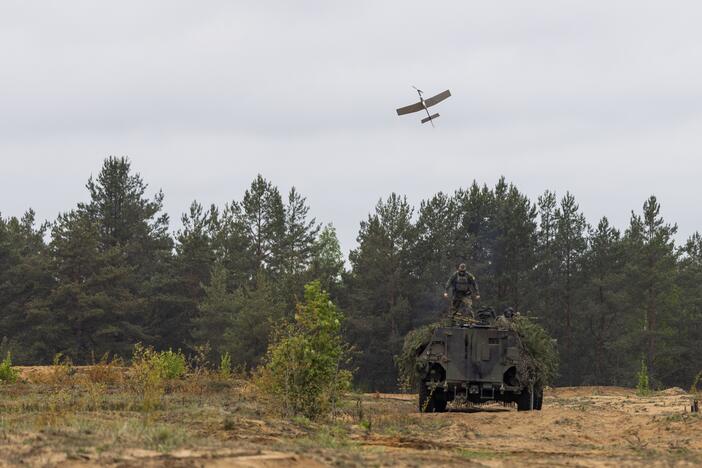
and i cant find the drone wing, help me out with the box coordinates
[396,101,425,116]
[424,89,451,108]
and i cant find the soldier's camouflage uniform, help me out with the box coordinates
[445,270,479,321]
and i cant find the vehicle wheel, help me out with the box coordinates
[517,387,543,411]
[432,388,448,412]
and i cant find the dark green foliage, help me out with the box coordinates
[394,323,441,390]
[623,196,679,387]
[3,159,702,392]
[345,194,419,390]
[224,273,285,368]
[512,316,559,388]
[674,233,702,385]
[0,210,53,363]
[579,218,628,385]
[192,263,236,358]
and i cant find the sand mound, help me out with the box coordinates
[659,386,688,396]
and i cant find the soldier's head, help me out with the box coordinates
[458,263,466,272]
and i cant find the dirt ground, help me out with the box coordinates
[2,369,701,467]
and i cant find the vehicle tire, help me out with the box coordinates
[517,387,543,411]
[432,388,448,412]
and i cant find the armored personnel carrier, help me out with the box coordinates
[416,309,543,412]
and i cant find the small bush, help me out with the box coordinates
[0,352,19,383]
[129,345,186,410]
[157,349,187,379]
[130,345,166,411]
[219,352,232,379]
[637,359,650,396]
[255,281,352,419]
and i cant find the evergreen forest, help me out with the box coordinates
[1,157,700,391]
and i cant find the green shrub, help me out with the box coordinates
[219,352,232,379]
[0,352,19,383]
[156,349,187,379]
[255,281,352,419]
[129,345,187,411]
[637,358,650,396]
[131,345,186,380]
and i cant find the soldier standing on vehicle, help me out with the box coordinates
[443,263,480,319]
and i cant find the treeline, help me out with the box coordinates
[1,157,700,391]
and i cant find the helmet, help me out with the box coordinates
[458,263,466,271]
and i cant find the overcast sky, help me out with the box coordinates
[1,1,700,255]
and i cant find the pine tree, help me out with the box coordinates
[455,182,496,291]
[346,194,418,390]
[624,196,679,386]
[34,209,144,360]
[192,263,237,357]
[82,157,171,259]
[309,223,345,297]
[414,192,461,317]
[669,232,702,386]
[490,178,538,311]
[231,175,285,276]
[534,191,558,323]
[552,193,588,384]
[282,187,320,277]
[280,187,321,307]
[154,201,219,350]
[225,273,285,368]
[35,157,173,361]
[0,210,53,363]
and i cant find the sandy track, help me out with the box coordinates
[2,375,700,466]
[352,386,701,466]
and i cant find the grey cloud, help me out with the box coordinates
[1,1,700,255]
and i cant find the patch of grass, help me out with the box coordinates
[456,448,500,460]
[662,413,684,423]
[296,424,355,450]
[85,354,125,385]
[222,416,237,431]
[292,414,314,429]
[143,424,187,452]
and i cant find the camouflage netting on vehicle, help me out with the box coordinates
[394,322,442,390]
[510,316,558,389]
[395,316,558,390]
